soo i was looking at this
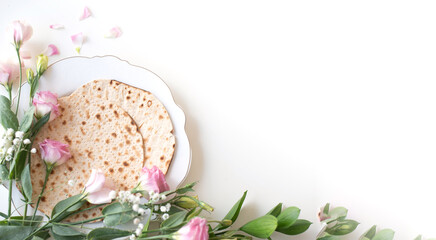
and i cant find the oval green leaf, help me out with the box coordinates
[276,206,300,229]
[276,219,312,235]
[87,228,131,240]
[240,215,278,239]
[372,229,395,240]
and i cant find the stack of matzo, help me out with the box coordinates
[29,79,175,221]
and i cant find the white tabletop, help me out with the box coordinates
[1,1,436,239]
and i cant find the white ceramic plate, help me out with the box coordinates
[1,55,191,218]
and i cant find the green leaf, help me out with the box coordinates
[0,216,43,227]
[161,210,187,228]
[102,202,136,227]
[318,236,341,240]
[21,164,32,200]
[414,235,422,240]
[360,225,377,240]
[325,220,359,236]
[276,206,300,229]
[240,215,278,239]
[52,232,85,240]
[9,148,28,179]
[266,203,282,217]
[31,230,51,240]
[51,194,85,220]
[0,96,18,130]
[0,165,9,181]
[276,219,312,235]
[0,225,33,240]
[174,182,197,194]
[372,229,395,240]
[216,191,247,230]
[30,113,50,138]
[52,224,83,236]
[329,207,348,220]
[87,228,131,240]
[19,106,35,132]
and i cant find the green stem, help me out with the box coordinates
[65,203,106,219]
[7,180,12,217]
[31,164,53,221]
[138,235,172,240]
[24,195,85,240]
[69,215,105,225]
[15,47,23,115]
[8,87,12,102]
[22,203,28,225]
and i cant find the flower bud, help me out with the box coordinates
[138,166,170,195]
[174,196,199,209]
[39,139,71,167]
[36,54,48,75]
[173,217,208,240]
[26,68,34,83]
[33,91,60,122]
[11,20,33,48]
[84,169,115,204]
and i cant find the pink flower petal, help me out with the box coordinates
[20,50,32,59]
[104,27,122,38]
[70,33,84,54]
[79,7,92,21]
[49,24,64,30]
[44,44,59,56]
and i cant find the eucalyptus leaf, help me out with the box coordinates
[216,191,247,230]
[87,228,131,240]
[52,232,85,240]
[266,203,282,217]
[102,202,136,226]
[0,96,18,130]
[240,215,278,239]
[276,207,300,229]
[19,106,35,132]
[52,224,83,236]
[161,210,187,228]
[329,207,348,220]
[360,225,377,240]
[318,236,341,240]
[0,225,33,240]
[276,219,312,235]
[21,164,32,200]
[51,194,85,220]
[9,148,28,179]
[372,229,395,240]
[0,165,8,181]
[31,230,51,240]
[325,220,359,236]
[0,216,43,228]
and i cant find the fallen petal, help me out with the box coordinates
[104,27,122,38]
[44,44,59,56]
[49,24,64,30]
[71,32,84,54]
[79,6,92,21]
[20,50,32,59]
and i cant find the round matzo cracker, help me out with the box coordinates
[70,79,175,174]
[30,96,144,222]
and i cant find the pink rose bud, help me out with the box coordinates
[39,139,71,167]
[84,169,115,204]
[139,166,170,194]
[173,217,209,240]
[33,91,60,121]
[11,20,33,47]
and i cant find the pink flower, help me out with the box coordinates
[139,166,170,194]
[104,27,122,38]
[84,169,115,204]
[49,24,64,30]
[71,32,84,54]
[173,217,209,240]
[11,20,33,47]
[44,44,59,56]
[79,7,92,21]
[0,62,19,87]
[39,139,71,167]
[32,91,60,121]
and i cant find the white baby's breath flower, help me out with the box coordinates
[132,204,139,212]
[133,218,140,225]
[109,190,117,199]
[15,131,24,139]
[12,139,20,145]
[129,234,136,240]
[30,148,37,154]
[138,208,146,215]
[128,194,136,203]
[148,191,155,197]
[68,180,75,186]
[133,196,141,204]
[162,213,169,220]
[161,194,167,200]
[154,205,159,211]
[135,228,142,237]
[160,206,167,212]
[6,129,14,137]
[138,223,144,229]
[23,139,31,145]
[165,203,171,211]
[7,147,14,155]
[5,156,12,161]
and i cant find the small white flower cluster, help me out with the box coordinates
[0,129,33,161]
[115,190,147,215]
[148,190,167,203]
[129,221,144,239]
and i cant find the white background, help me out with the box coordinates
[1,1,436,239]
